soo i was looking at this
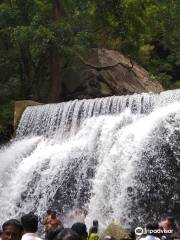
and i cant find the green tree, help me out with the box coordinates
[0,0,180,135]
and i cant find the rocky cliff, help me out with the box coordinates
[63,48,163,100]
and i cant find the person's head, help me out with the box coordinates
[28,211,35,215]
[71,223,88,240]
[166,217,175,225]
[47,210,52,216]
[21,214,38,233]
[146,223,159,236]
[56,228,81,240]
[51,211,57,220]
[92,221,98,228]
[1,219,23,240]
[46,228,64,240]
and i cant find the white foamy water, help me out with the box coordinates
[0,90,180,228]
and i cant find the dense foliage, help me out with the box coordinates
[0,0,180,134]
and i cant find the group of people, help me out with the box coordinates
[0,211,179,240]
[0,210,99,240]
[135,217,180,240]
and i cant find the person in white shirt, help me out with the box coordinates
[21,214,42,240]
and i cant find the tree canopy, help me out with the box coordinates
[0,0,180,134]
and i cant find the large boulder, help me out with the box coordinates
[63,48,163,100]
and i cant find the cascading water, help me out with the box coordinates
[0,90,180,229]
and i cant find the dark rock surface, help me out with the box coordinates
[63,48,164,100]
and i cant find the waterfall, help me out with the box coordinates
[0,90,180,228]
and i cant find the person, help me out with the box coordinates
[88,227,99,240]
[89,221,99,236]
[46,228,63,240]
[21,213,42,240]
[0,230,3,240]
[47,211,63,232]
[159,217,179,240]
[160,217,175,231]
[140,223,160,240]
[1,219,23,240]
[56,228,81,240]
[41,210,52,233]
[71,223,88,240]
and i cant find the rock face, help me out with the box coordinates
[63,48,163,100]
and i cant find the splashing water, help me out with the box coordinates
[0,90,180,228]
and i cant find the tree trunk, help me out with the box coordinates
[19,46,33,99]
[53,0,64,19]
[50,55,63,102]
[49,0,64,102]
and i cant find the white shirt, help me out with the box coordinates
[140,235,160,240]
[21,233,42,240]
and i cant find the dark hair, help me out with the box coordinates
[146,223,159,237]
[47,210,52,214]
[146,223,159,231]
[2,219,23,232]
[47,228,64,240]
[21,214,38,233]
[167,216,175,222]
[28,211,35,215]
[167,217,177,230]
[93,220,98,227]
[71,223,87,239]
[56,228,81,240]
